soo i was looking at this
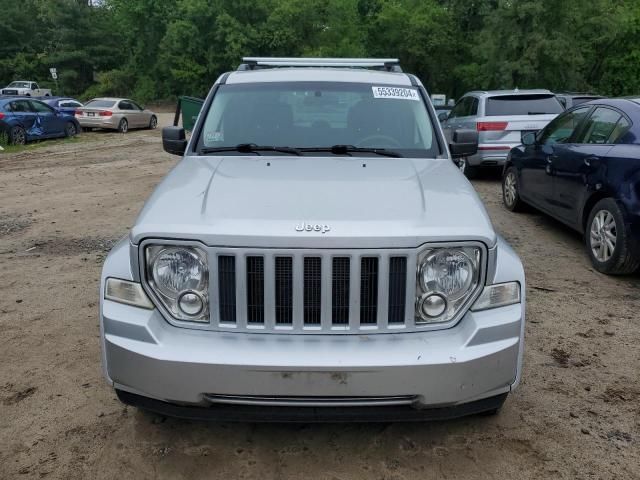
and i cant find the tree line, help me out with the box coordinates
[1,0,639,103]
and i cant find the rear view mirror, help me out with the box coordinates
[449,129,478,158]
[438,112,449,122]
[162,126,187,156]
[522,132,536,146]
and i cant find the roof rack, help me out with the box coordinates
[238,57,403,72]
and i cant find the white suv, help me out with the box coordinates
[99,58,525,421]
[443,89,563,177]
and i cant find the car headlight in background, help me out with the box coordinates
[416,246,481,324]
[146,245,209,322]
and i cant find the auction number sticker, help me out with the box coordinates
[372,86,420,101]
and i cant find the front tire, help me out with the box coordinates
[148,115,157,129]
[502,167,526,212]
[457,157,479,179]
[10,126,26,145]
[65,122,77,138]
[586,198,640,274]
[118,118,128,133]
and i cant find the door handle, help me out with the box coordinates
[584,156,599,167]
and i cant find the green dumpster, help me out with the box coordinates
[174,96,204,132]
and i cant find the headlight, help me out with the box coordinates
[146,245,209,322]
[416,246,481,324]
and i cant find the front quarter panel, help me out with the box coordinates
[491,235,526,390]
[99,235,135,385]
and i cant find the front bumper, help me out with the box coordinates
[103,299,521,408]
[100,236,525,420]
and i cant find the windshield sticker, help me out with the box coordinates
[205,131,224,143]
[372,86,420,101]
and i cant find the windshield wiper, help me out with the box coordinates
[200,143,302,156]
[298,145,403,158]
[527,112,549,115]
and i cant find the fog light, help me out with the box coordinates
[421,293,447,318]
[178,291,204,316]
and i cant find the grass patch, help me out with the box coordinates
[0,134,90,154]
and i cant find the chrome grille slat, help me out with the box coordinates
[235,255,248,329]
[264,255,276,329]
[377,255,389,329]
[292,252,304,330]
[320,255,332,330]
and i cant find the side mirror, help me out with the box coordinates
[438,112,449,122]
[449,129,478,158]
[522,132,536,146]
[162,126,187,156]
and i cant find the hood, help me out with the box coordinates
[131,155,496,249]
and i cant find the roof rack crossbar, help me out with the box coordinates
[238,57,402,72]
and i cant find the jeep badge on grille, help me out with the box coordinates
[295,222,331,234]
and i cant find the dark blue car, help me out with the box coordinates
[502,98,640,274]
[0,96,80,145]
[39,96,84,115]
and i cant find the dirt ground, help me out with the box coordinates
[1,117,639,479]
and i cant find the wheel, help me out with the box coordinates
[10,126,26,145]
[148,115,158,129]
[65,122,77,138]
[502,167,526,212]
[586,198,640,274]
[457,157,479,179]
[25,93,31,97]
[44,93,51,97]
[118,118,128,133]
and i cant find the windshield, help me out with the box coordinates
[198,82,440,157]
[485,94,564,116]
[85,99,116,108]
[8,82,30,88]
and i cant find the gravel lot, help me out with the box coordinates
[1,117,639,479]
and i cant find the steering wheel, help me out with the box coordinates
[356,134,402,149]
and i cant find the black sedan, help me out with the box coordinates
[502,98,640,274]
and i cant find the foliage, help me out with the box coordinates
[1,0,639,102]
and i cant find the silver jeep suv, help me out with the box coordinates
[443,89,564,177]
[100,58,525,421]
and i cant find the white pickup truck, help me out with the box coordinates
[1,81,52,97]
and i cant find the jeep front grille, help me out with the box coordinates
[210,249,417,333]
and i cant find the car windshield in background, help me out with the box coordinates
[85,100,116,108]
[199,82,440,157]
[8,81,30,88]
[485,94,564,116]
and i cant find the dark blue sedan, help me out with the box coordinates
[39,96,84,115]
[0,96,80,145]
[502,98,640,274]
